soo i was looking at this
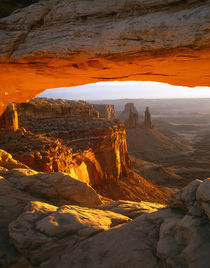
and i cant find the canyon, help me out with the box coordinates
[0,0,210,267]
[0,98,168,203]
[99,100,210,193]
[0,98,210,267]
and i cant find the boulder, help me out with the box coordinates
[196,178,210,202]
[169,179,202,210]
[7,170,102,208]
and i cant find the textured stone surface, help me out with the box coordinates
[0,0,210,114]
[0,149,29,170]
[8,201,130,266]
[196,178,210,202]
[0,99,169,204]
[0,103,18,131]
[1,98,130,187]
[7,170,102,208]
[99,199,165,218]
[93,104,117,120]
[169,179,202,210]
[0,161,210,267]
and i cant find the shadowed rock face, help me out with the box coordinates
[125,109,139,129]
[0,0,38,18]
[119,103,139,122]
[143,106,153,129]
[0,0,210,114]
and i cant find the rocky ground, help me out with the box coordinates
[0,149,209,267]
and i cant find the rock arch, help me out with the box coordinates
[0,0,209,115]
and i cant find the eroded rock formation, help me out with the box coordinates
[1,99,129,186]
[143,106,153,129]
[0,152,209,267]
[122,104,154,129]
[124,109,139,129]
[0,103,18,131]
[0,0,209,114]
[119,103,139,121]
[0,99,169,203]
[93,104,117,120]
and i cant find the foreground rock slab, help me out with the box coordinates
[6,169,102,208]
[9,201,130,266]
[0,149,210,267]
[99,199,165,218]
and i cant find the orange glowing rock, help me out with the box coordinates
[0,0,209,115]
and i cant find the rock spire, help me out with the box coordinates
[143,107,153,129]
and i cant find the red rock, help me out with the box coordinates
[0,103,18,132]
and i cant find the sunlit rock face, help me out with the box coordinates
[0,0,210,114]
[0,103,18,132]
[0,99,130,186]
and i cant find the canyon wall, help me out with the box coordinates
[14,127,130,186]
[93,104,117,120]
[0,0,210,114]
[18,98,99,119]
[0,99,130,187]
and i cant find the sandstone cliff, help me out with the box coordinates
[119,103,140,122]
[0,0,209,114]
[0,99,169,203]
[1,99,129,186]
[93,104,117,120]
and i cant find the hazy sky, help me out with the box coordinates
[38,81,210,100]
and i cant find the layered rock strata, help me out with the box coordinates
[0,0,210,114]
[1,99,130,187]
[0,99,169,203]
[93,104,117,120]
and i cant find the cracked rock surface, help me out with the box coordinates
[0,151,210,267]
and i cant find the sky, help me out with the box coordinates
[38,81,210,100]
